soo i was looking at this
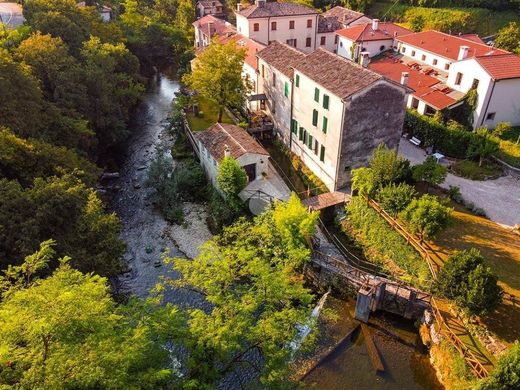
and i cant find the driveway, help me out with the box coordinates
[0,2,25,29]
[399,138,520,227]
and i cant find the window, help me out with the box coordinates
[472,78,480,89]
[307,19,312,28]
[271,21,277,30]
[455,72,463,86]
[272,72,276,85]
[298,127,304,141]
[339,41,343,47]
[307,134,313,149]
[411,50,416,57]
[286,39,297,47]
[291,119,298,134]
[322,116,328,134]
[254,23,259,32]
[320,36,326,45]
[433,59,438,66]
[261,64,265,77]
[306,37,311,47]
[334,35,338,44]
[289,20,295,29]
[486,112,496,121]
[401,47,406,54]
[303,129,308,144]
[314,87,319,102]
[312,109,318,126]
[314,139,319,155]
[320,145,325,162]
[284,81,289,97]
[323,94,329,109]
[379,45,385,51]
[421,54,426,61]
[295,74,300,87]
[445,63,450,70]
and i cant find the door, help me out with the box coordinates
[243,163,256,182]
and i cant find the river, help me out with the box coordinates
[109,72,442,389]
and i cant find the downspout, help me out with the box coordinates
[334,99,347,191]
[314,15,317,50]
[267,16,270,44]
[479,78,496,129]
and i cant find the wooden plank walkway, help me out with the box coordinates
[302,192,351,211]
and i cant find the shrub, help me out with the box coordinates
[346,197,430,286]
[466,128,499,167]
[400,195,452,242]
[351,167,376,198]
[208,189,245,232]
[446,185,462,203]
[216,156,248,200]
[451,159,502,181]
[173,161,207,202]
[478,341,520,390]
[370,144,411,187]
[436,248,503,316]
[412,156,447,190]
[375,183,418,217]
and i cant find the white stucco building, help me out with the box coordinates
[196,0,224,18]
[193,15,235,48]
[195,123,270,187]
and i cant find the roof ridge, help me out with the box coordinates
[217,123,247,155]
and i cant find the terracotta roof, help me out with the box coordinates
[195,123,269,161]
[474,53,520,80]
[369,56,459,110]
[218,33,265,70]
[322,6,365,25]
[237,1,318,18]
[397,30,507,61]
[336,22,412,42]
[198,0,223,7]
[294,48,384,99]
[317,15,343,33]
[193,15,235,37]
[459,34,485,44]
[256,41,305,78]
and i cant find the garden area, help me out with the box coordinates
[184,95,233,132]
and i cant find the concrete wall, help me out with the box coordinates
[338,80,406,189]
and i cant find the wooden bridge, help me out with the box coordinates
[302,191,350,211]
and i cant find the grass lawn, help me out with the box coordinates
[450,159,503,180]
[428,203,520,344]
[185,96,233,132]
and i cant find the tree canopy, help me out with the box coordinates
[216,156,248,200]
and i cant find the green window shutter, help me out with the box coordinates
[284,81,289,97]
[314,87,320,102]
[295,74,300,87]
[323,94,329,109]
[320,145,325,162]
[312,109,318,126]
[291,119,298,134]
[308,134,313,149]
[322,116,328,134]
[299,127,303,141]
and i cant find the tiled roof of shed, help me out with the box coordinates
[237,1,318,18]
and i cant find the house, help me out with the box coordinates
[193,14,236,48]
[195,123,270,186]
[316,6,372,53]
[389,30,520,128]
[336,19,412,62]
[196,0,224,18]
[257,43,408,191]
[235,0,319,53]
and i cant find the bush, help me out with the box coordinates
[346,197,430,286]
[412,156,447,190]
[446,185,463,203]
[451,160,502,181]
[375,183,418,217]
[478,341,520,390]
[208,189,245,232]
[436,248,503,316]
[216,156,248,200]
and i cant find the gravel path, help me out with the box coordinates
[399,139,520,227]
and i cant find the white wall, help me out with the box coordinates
[481,78,520,128]
[316,32,337,53]
[397,42,452,73]
[237,153,268,178]
[236,14,250,38]
[337,36,394,60]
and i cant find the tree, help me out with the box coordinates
[164,196,318,388]
[479,341,520,390]
[182,38,251,122]
[0,242,185,389]
[216,156,248,199]
[175,0,196,40]
[400,194,452,243]
[375,183,418,217]
[494,22,520,54]
[467,128,499,167]
[351,167,376,198]
[436,248,502,316]
[370,144,410,188]
[409,14,426,32]
[412,156,447,191]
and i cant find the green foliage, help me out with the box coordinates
[163,196,318,388]
[0,243,185,389]
[436,248,502,316]
[375,183,418,217]
[400,194,452,241]
[216,156,248,200]
[183,38,251,122]
[409,13,426,32]
[493,122,513,139]
[467,128,499,167]
[208,189,245,232]
[351,167,376,197]
[451,159,502,180]
[478,341,520,390]
[494,22,520,54]
[346,197,430,286]
[412,156,447,189]
[370,144,411,188]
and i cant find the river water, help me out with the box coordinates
[110,72,442,389]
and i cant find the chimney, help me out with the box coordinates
[458,45,469,60]
[237,3,241,11]
[207,21,213,36]
[372,19,379,31]
[360,51,370,68]
[401,72,409,86]
[256,0,265,8]
[224,145,230,157]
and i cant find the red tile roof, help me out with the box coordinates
[193,15,235,37]
[369,56,459,110]
[336,22,412,42]
[237,2,318,18]
[397,30,506,61]
[256,41,306,78]
[218,33,265,70]
[459,34,485,44]
[474,53,520,80]
[195,123,269,161]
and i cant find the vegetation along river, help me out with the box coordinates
[110,71,443,389]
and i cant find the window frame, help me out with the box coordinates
[253,23,259,32]
[312,109,318,126]
[322,116,328,134]
[289,20,295,29]
[271,21,277,31]
[306,37,311,47]
[314,87,320,103]
[307,19,312,28]
[320,36,326,45]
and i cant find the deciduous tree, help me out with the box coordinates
[400,194,451,242]
[216,156,248,200]
[494,21,520,54]
[466,128,499,167]
[412,156,447,191]
[375,183,417,217]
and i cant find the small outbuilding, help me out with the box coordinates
[195,123,269,187]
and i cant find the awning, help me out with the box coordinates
[248,93,267,102]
